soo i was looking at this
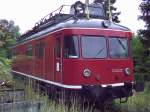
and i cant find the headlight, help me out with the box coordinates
[83,69,91,77]
[125,68,131,75]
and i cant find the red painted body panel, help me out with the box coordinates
[63,59,133,85]
[12,28,134,88]
[44,37,55,81]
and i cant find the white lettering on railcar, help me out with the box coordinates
[112,69,123,73]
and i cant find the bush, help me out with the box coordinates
[0,57,12,81]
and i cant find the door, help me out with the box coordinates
[54,37,62,83]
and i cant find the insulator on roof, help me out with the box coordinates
[94,0,106,4]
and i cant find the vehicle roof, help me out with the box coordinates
[16,18,130,44]
[58,19,130,31]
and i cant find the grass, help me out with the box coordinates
[40,94,94,112]
[115,82,150,112]
[23,79,95,112]
[11,78,94,112]
[11,78,150,112]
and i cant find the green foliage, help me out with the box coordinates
[138,0,150,47]
[0,19,20,81]
[0,57,12,81]
[132,36,143,73]
[0,19,20,58]
[132,35,150,81]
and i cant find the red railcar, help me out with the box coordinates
[11,1,144,103]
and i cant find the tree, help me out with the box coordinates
[137,0,150,81]
[0,19,20,58]
[0,19,20,80]
[138,0,150,48]
[132,35,150,81]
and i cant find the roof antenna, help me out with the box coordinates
[85,0,90,19]
[108,0,112,22]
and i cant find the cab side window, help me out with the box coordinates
[64,36,79,58]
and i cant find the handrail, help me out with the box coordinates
[34,5,71,28]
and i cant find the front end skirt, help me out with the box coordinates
[81,82,143,103]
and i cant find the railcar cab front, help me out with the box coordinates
[61,29,133,85]
[55,28,134,102]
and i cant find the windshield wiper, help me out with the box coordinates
[95,47,104,57]
[117,39,126,51]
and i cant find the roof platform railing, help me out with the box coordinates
[17,5,72,42]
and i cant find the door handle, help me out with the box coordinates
[56,62,60,72]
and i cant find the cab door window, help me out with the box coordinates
[55,38,61,58]
[64,36,79,58]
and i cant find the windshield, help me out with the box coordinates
[64,36,79,58]
[81,36,107,58]
[108,38,128,58]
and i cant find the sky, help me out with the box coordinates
[0,0,145,34]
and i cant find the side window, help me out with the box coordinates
[35,42,45,58]
[26,45,32,58]
[55,38,61,58]
[64,36,79,58]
